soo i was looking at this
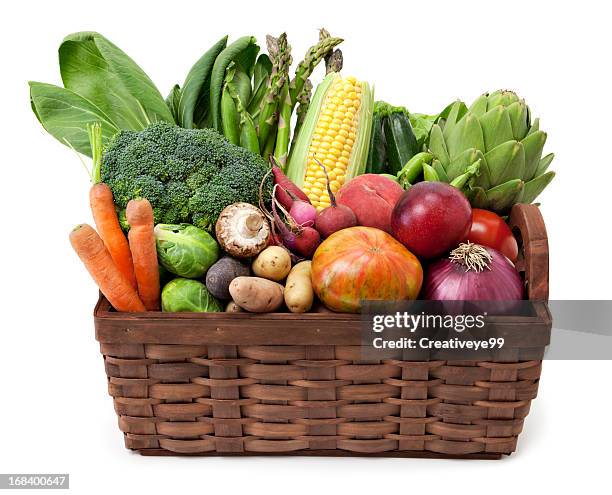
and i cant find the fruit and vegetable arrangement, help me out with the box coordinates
[31,30,555,314]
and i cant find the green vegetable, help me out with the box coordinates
[424,90,555,213]
[165,84,182,123]
[161,278,222,312]
[155,224,220,278]
[30,32,174,156]
[248,54,273,118]
[210,36,259,133]
[221,85,240,145]
[366,102,388,174]
[177,36,228,129]
[101,122,272,230]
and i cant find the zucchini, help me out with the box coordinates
[383,110,419,175]
[366,109,387,174]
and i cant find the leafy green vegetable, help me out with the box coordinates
[29,82,119,155]
[155,224,220,278]
[161,278,222,312]
[165,84,182,123]
[101,122,272,230]
[30,31,174,156]
[177,36,228,129]
[59,32,174,128]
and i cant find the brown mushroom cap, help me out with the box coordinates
[215,203,270,258]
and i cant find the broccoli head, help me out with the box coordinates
[101,122,272,229]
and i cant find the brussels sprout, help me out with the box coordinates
[155,224,219,278]
[161,278,222,312]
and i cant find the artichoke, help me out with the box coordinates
[424,90,555,213]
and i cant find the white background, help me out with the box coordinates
[1,0,611,493]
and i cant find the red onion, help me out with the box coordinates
[423,243,524,301]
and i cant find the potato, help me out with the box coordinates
[229,276,284,313]
[284,261,314,313]
[252,246,291,281]
[225,301,244,313]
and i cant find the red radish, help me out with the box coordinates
[314,159,357,238]
[270,187,320,258]
[391,182,472,259]
[290,200,317,227]
[270,157,310,209]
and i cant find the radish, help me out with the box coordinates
[314,159,357,238]
[270,157,310,210]
[290,200,317,227]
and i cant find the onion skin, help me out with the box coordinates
[423,246,524,301]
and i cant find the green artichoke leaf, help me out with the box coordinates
[526,117,540,136]
[428,124,450,168]
[506,101,529,140]
[519,171,556,204]
[484,141,524,186]
[479,106,515,151]
[485,179,524,212]
[468,93,489,117]
[535,152,555,177]
[446,113,485,159]
[469,186,489,209]
[446,148,482,181]
[486,90,520,109]
[521,130,547,181]
[441,101,468,140]
[432,159,450,183]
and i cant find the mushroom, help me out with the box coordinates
[215,203,270,258]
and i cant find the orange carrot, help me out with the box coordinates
[70,224,145,312]
[90,183,137,289]
[126,198,160,310]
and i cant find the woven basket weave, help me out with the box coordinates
[95,204,551,459]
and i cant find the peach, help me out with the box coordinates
[336,174,404,233]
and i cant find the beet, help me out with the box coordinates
[390,182,472,259]
[292,226,321,258]
[315,204,357,238]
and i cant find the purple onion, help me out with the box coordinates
[423,243,524,301]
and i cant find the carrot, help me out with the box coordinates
[90,183,137,289]
[70,224,145,312]
[126,198,160,310]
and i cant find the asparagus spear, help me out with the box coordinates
[319,28,343,74]
[257,33,291,149]
[273,81,291,167]
[293,79,312,139]
[288,33,343,107]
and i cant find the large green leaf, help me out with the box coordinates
[210,36,259,132]
[178,36,228,129]
[59,32,174,130]
[165,84,182,123]
[29,81,119,156]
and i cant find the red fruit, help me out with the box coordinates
[336,174,404,233]
[311,226,423,313]
[391,182,472,259]
[466,209,518,262]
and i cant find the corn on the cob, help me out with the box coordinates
[286,73,373,210]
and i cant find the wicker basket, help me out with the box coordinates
[94,204,551,459]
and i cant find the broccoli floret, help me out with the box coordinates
[101,122,272,229]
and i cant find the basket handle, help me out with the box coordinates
[508,204,549,301]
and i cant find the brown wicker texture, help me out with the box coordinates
[95,204,551,459]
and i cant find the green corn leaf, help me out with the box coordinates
[506,101,529,140]
[520,171,555,204]
[535,152,555,177]
[428,124,450,168]
[446,113,485,158]
[485,179,524,212]
[479,106,514,151]
[521,130,547,181]
[484,140,524,186]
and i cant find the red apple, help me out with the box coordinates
[391,182,472,259]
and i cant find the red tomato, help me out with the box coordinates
[465,209,518,262]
